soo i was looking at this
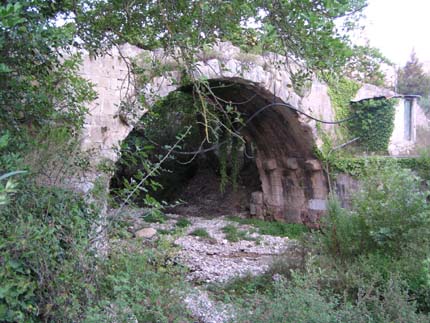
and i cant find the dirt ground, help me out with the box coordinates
[170,163,261,218]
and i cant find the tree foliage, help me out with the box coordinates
[344,43,392,86]
[397,50,430,97]
[0,1,94,133]
[76,0,367,75]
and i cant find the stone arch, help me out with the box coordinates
[175,78,328,223]
[78,42,330,223]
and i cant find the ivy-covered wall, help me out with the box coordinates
[326,79,397,153]
[329,155,430,180]
[327,77,360,140]
[348,98,397,152]
[327,77,360,122]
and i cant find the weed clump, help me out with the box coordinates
[228,217,307,239]
[176,218,192,228]
[221,224,249,242]
[189,228,211,239]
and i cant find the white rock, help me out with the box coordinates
[135,227,157,239]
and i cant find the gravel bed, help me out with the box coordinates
[172,216,295,283]
[183,288,235,323]
[112,210,299,323]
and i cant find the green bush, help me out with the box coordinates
[0,184,97,322]
[415,148,430,180]
[143,209,167,223]
[233,270,430,323]
[322,165,430,257]
[353,166,430,255]
[84,245,191,323]
[0,182,193,322]
[235,276,344,323]
[318,164,430,311]
[320,198,371,260]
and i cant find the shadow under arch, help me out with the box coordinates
[113,76,328,224]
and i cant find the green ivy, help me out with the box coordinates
[329,156,430,180]
[327,77,360,121]
[327,77,360,140]
[348,98,396,152]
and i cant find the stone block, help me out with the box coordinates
[285,158,298,170]
[308,199,327,211]
[283,208,302,223]
[263,159,277,171]
[255,205,264,219]
[250,204,265,219]
[251,191,264,205]
[305,159,322,171]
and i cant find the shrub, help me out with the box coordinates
[318,164,430,311]
[143,209,167,223]
[321,165,430,257]
[320,197,372,260]
[416,148,430,180]
[233,271,430,323]
[353,165,430,255]
[84,243,191,323]
[233,273,350,323]
[0,183,97,322]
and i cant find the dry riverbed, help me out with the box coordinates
[110,209,304,323]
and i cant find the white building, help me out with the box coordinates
[389,95,429,155]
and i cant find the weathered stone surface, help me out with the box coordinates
[334,173,360,209]
[135,227,157,239]
[305,159,322,171]
[285,158,299,170]
[251,191,264,205]
[250,204,265,219]
[352,83,397,102]
[308,199,327,211]
[263,159,277,171]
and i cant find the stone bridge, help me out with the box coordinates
[77,42,359,223]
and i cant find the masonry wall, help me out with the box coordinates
[79,44,142,165]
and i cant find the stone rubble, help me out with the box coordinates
[174,217,294,283]
[183,288,235,323]
[127,212,300,323]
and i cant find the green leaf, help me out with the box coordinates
[0,63,11,73]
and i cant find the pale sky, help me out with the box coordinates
[362,0,430,67]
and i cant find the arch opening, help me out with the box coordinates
[110,79,328,224]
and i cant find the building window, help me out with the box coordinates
[404,99,413,141]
